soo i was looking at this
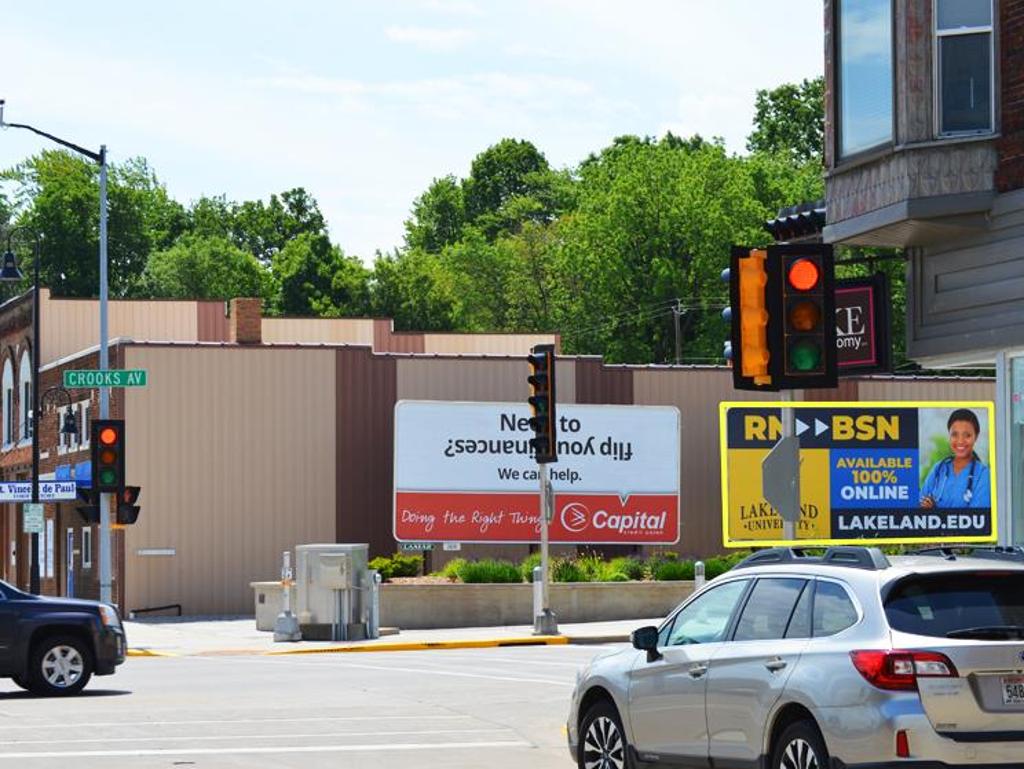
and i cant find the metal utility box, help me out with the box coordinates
[295,543,369,641]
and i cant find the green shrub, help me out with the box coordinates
[457,559,522,584]
[520,553,542,582]
[576,554,623,582]
[551,556,588,583]
[609,556,645,581]
[388,553,423,578]
[703,556,733,579]
[369,556,394,580]
[652,559,695,581]
[441,558,466,580]
[607,572,630,582]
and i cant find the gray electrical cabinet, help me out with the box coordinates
[295,543,369,641]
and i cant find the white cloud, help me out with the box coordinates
[385,26,478,52]
[420,0,483,16]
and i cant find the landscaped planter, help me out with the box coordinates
[379,580,695,629]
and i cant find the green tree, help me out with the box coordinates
[746,77,824,164]
[369,249,458,331]
[463,139,556,239]
[232,187,328,265]
[2,150,185,297]
[140,233,271,300]
[404,175,465,253]
[272,232,370,317]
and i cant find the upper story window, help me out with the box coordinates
[2,358,13,447]
[936,0,994,135]
[837,0,894,159]
[18,349,31,442]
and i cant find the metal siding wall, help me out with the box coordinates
[42,293,199,365]
[262,319,376,345]
[421,334,558,355]
[197,302,229,342]
[337,348,397,557]
[575,358,633,405]
[633,367,784,558]
[122,347,336,615]
[856,377,996,402]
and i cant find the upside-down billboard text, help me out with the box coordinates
[394,401,681,544]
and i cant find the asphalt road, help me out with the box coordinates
[0,643,618,768]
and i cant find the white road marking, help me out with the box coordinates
[0,728,513,747]
[0,714,473,731]
[0,740,532,759]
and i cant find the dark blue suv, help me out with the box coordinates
[0,579,126,696]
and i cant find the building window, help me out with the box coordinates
[18,349,31,442]
[82,527,93,569]
[837,0,894,159]
[2,358,13,447]
[936,0,993,135]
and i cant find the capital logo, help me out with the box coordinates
[560,502,590,533]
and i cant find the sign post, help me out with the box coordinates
[535,463,557,635]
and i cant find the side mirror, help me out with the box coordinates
[631,626,661,661]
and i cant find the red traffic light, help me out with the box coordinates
[99,426,119,446]
[787,258,820,291]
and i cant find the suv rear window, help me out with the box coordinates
[885,572,1024,638]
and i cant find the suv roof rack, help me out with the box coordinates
[733,546,890,572]
[909,546,1024,564]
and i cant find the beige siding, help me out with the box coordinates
[396,357,576,404]
[633,368,783,557]
[42,291,199,365]
[262,318,375,346]
[422,334,557,355]
[856,377,995,403]
[123,347,336,615]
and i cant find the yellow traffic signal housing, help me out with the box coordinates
[738,249,771,385]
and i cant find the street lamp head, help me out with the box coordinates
[60,408,78,437]
[0,250,23,283]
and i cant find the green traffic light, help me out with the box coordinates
[789,339,822,372]
[100,468,118,486]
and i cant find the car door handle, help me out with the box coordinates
[765,657,787,672]
[688,664,708,678]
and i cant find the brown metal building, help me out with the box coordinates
[0,290,995,615]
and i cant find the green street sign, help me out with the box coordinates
[23,503,44,534]
[63,369,148,388]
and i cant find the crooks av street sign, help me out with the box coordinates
[64,369,147,388]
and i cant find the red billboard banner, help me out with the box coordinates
[394,491,679,544]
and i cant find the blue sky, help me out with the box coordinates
[1,1,823,260]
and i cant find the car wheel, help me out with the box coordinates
[773,720,829,769]
[28,636,93,696]
[578,700,632,769]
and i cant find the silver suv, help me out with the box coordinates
[567,546,1024,769]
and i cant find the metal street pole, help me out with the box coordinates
[0,102,112,602]
[780,390,797,541]
[98,147,112,605]
[534,463,557,636]
[30,235,40,594]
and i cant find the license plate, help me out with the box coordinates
[1001,676,1024,705]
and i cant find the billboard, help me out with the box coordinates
[394,401,680,544]
[720,401,997,547]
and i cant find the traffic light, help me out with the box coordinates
[92,419,125,494]
[76,487,99,525]
[722,244,836,391]
[774,245,837,389]
[722,247,773,390]
[527,344,558,464]
[117,486,141,525]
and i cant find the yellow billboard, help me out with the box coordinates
[720,401,997,548]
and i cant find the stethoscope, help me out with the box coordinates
[933,456,977,504]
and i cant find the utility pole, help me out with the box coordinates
[672,299,683,365]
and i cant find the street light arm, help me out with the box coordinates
[0,118,102,164]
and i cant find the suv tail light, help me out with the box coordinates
[850,650,959,691]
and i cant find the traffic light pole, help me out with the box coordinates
[534,462,557,636]
[98,148,112,606]
[780,391,796,541]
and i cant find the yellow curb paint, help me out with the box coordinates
[126,649,178,658]
[266,636,570,656]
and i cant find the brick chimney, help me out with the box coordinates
[229,298,262,344]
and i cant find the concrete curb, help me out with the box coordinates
[125,632,631,658]
[265,635,570,655]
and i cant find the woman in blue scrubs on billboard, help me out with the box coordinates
[920,409,990,509]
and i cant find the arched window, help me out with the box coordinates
[18,349,31,442]
[2,357,13,446]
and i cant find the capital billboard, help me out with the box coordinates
[720,401,997,547]
[394,401,681,544]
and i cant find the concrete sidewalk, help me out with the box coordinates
[123,616,657,657]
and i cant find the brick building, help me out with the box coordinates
[822,0,1024,543]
